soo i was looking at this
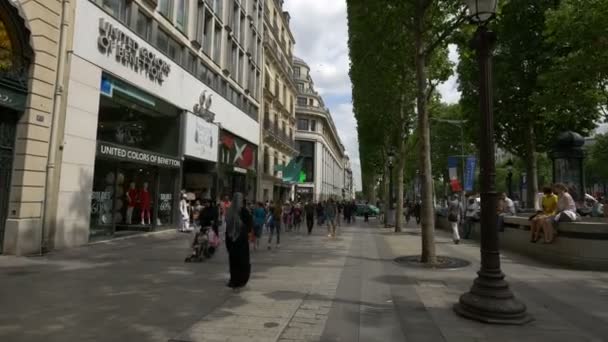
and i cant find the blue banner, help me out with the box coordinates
[464,156,477,192]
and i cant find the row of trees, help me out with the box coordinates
[346,0,608,264]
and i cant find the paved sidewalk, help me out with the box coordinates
[2,219,608,341]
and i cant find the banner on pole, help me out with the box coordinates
[464,156,477,192]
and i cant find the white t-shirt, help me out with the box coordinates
[503,198,516,215]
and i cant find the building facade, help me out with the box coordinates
[2,0,265,255]
[258,0,297,203]
[293,56,346,202]
[1,0,64,255]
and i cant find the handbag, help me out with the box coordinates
[448,213,458,222]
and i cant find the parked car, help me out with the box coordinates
[355,204,380,217]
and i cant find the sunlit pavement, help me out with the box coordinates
[1,219,608,342]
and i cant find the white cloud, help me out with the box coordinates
[285,0,362,190]
[437,44,461,104]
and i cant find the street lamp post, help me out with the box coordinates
[506,159,513,199]
[454,0,532,325]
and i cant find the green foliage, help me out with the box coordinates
[346,0,417,196]
[457,0,603,157]
[586,134,608,185]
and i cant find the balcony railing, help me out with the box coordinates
[263,118,296,150]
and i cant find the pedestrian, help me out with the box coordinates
[316,201,325,226]
[191,199,203,230]
[201,199,219,235]
[337,201,343,227]
[462,196,480,239]
[267,201,282,249]
[220,195,231,226]
[305,201,315,234]
[539,183,578,243]
[225,192,252,291]
[293,203,303,233]
[364,201,370,222]
[447,195,462,244]
[404,199,411,223]
[497,192,515,232]
[252,202,266,251]
[530,187,557,243]
[283,202,293,232]
[326,198,338,238]
[179,193,190,232]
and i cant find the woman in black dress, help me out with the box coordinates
[225,192,252,290]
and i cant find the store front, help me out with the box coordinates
[295,186,314,203]
[182,112,219,201]
[0,1,33,253]
[218,131,258,202]
[89,74,181,238]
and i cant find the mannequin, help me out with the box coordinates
[126,182,137,224]
[140,182,151,225]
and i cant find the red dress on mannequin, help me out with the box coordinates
[140,188,151,224]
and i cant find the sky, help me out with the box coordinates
[284,0,606,192]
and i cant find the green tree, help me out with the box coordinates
[456,0,602,208]
[586,134,608,189]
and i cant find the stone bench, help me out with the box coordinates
[435,214,608,270]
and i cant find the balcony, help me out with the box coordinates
[263,118,297,152]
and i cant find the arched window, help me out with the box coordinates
[0,19,14,72]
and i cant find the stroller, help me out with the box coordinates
[185,226,220,262]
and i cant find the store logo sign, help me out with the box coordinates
[97,18,171,85]
[193,90,214,122]
[97,142,181,168]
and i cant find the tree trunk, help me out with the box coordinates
[395,133,406,233]
[384,163,390,227]
[525,122,538,208]
[415,4,436,264]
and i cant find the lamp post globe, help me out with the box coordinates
[454,0,532,325]
[464,0,498,23]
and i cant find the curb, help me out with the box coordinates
[86,228,179,246]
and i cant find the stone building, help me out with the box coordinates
[292,56,347,202]
[258,0,297,202]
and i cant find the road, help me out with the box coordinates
[1,219,608,341]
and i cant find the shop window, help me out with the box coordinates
[134,7,152,40]
[297,119,308,131]
[89,160,117,237]
[97,75,180,156]
[157,168,177,226]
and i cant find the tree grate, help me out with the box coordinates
[394,255,471,269]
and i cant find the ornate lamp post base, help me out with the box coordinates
[454,270,532,325]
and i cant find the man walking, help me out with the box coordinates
[305,201,315,235]
[326,198,338,238]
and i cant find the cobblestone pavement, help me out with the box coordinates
[2,219,608,342]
